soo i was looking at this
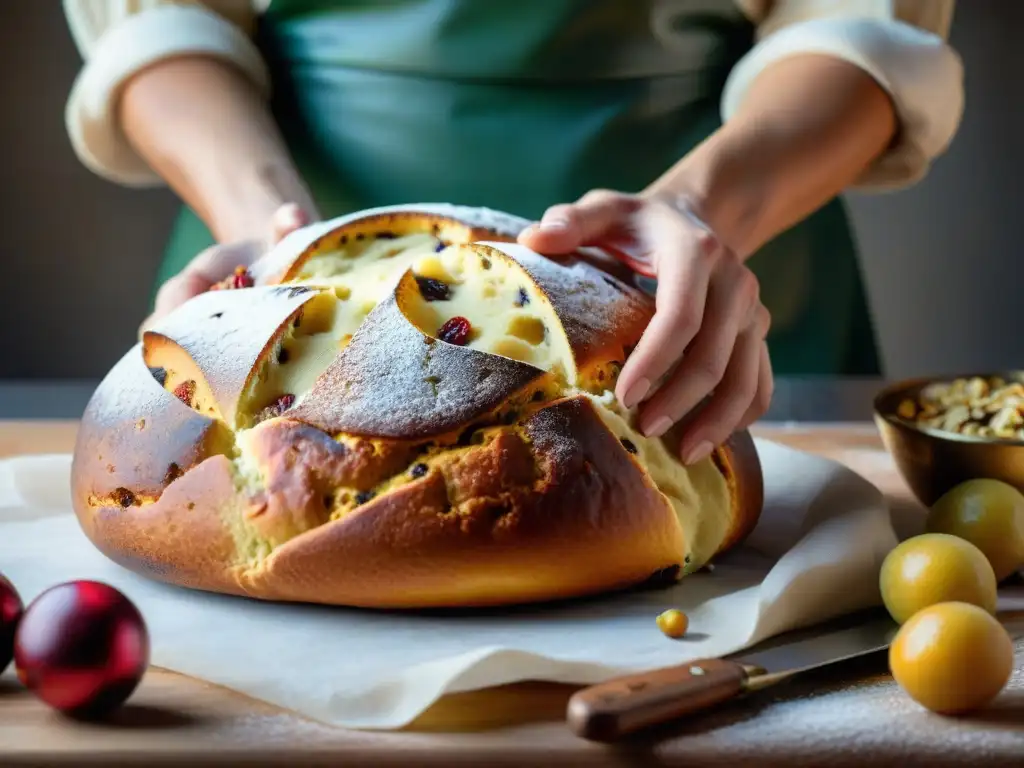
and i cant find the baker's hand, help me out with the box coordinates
[518,190,773,464]
[139,203,310,336]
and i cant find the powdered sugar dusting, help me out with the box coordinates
[481,242,652,370]
[289,275,546,440]
[77,343,223,497]
[146,286,319,421]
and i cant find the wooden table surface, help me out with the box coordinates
[0,419,1021,767]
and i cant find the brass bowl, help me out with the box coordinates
[873,372,1024,507]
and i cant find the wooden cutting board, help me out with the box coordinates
[0,420,1021,767]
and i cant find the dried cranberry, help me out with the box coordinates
[414,275,450,302]
[438,316,472,346]
[515,287,530,307]
[172,380,196,407]
[231,266,255,289]
[410,463,429,479]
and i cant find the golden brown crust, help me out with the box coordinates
[71,204,766,609]
[247,396,685,608]
[235,420,422,545]
[711,429,764,556]
[74,454,249,598]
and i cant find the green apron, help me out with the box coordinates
[157,0,880,375]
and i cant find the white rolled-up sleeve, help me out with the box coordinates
[723,0,965,191]
[63,0,270,187]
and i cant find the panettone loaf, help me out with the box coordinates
[71,204,764,608]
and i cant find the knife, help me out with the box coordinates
[566,609,899,742]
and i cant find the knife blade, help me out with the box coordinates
[566,608,899,742]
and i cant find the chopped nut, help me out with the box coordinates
[895,374,1024,440]
[656,609,689,639]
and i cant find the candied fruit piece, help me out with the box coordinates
[172,380,196,408]
[211,266,255,290]
[506,315,546,345]
[438,316,472,346]
[232,267,255,289]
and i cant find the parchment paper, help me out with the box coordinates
[0,439,897,729]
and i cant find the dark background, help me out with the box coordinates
[0,2,1019,382]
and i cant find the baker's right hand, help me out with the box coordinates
[139,203,310,337]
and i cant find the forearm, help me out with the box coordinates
[119,56,317,243]
[645,54,897,258]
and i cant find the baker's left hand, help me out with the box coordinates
[518,189,773,464]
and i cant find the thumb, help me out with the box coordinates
[518,193,637,255]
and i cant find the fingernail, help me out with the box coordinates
[539,214,568,232]
[622,378,651,409]
[644,416,673,439]
[683,440,713,465]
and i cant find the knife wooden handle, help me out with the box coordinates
[566,658,750,741]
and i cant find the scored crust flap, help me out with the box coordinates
[80,454,250,598]
[256,208,522,286]
[481,242,653,380]
[247,395,686,608]
[287,269,548,440]
[142,285,336,427]
[72,343,232,504]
